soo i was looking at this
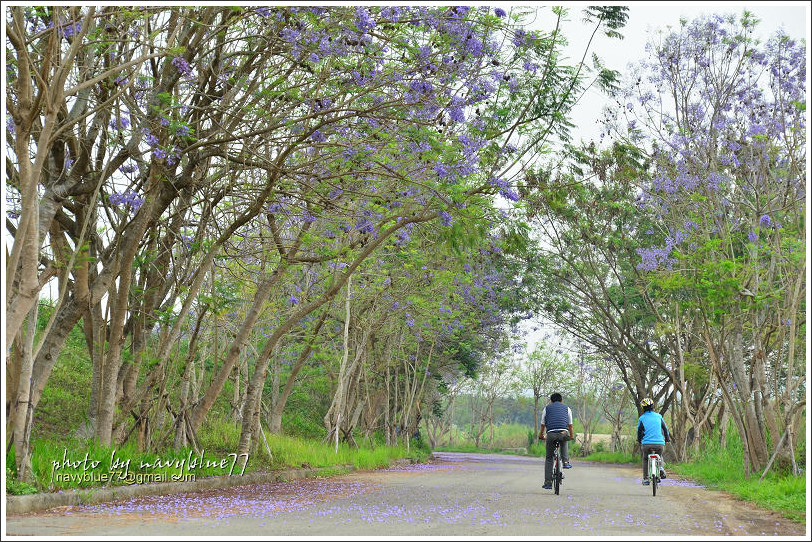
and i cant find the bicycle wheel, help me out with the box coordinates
[649,456,658,497]
[553,447,561,495]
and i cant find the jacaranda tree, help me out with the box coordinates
[609,12,806,475]
[6,5,630,478]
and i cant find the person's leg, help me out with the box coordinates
[550,432,569,471]
[561,435,569,463]
[641,445,650,479]
[544,436,554,485]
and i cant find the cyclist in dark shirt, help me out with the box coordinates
[538,392,574,490]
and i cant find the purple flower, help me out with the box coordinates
[288,294,299,306]
[452,6,470,18]
[636,246,675,272]
[355,7,376,33]
[435,162,450,178]
[439,211,452,226]
[500,188,520,202]
[512,29,526,47]
[494,8,507,18]
[171,56,192,77]
[409,80,434,95]
[281,27,300,43]
[109,116,131,131]
[381,6,403,21]
[394,229,411,246]
[118,162,138,174]
[748,231,758,242]
[747,124,767,137]
[109,191,145,211]
[759,214,771,227]
[356,218,374,234]
[59,20,82,39]
[449,106,465,123]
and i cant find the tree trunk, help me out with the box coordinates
[78,300,105,439]
[189,263,289,432]
[532,394,540,445]
[12,304,38,481]
[385,364,391,447]
[174,308,206,449]
[268,310,328,434]
[718,402,729,448]
[230,353,243,422]
[325,273,353,450]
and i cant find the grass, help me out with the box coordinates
[5,467,38,495]
[438,423,535,451]
[6,424,428,495]
[725,475,807,522]
[434,443,489,453]
[580,450,637,464]
[267,433,427,470]
[671,427,806,523]
[6,437,258,493]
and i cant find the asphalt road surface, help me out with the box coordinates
[5,452,806,537]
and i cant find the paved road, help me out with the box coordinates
[5,452,806,537]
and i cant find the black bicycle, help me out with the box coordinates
[552,440,564,495]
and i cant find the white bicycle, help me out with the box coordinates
[647,453,662,496]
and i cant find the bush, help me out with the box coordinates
[197,415,241,456]
[6,467,38,496]
[283,411,326,439]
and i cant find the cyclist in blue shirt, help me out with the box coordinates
[538,392,574,490]
[637,397,670,485]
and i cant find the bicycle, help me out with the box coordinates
[552,440,564,495]
[647,453,662,496]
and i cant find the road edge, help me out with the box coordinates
[6,458,415,515]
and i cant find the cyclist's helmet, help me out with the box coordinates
[640,397,654,408]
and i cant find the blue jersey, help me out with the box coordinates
[637,410,669,445]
